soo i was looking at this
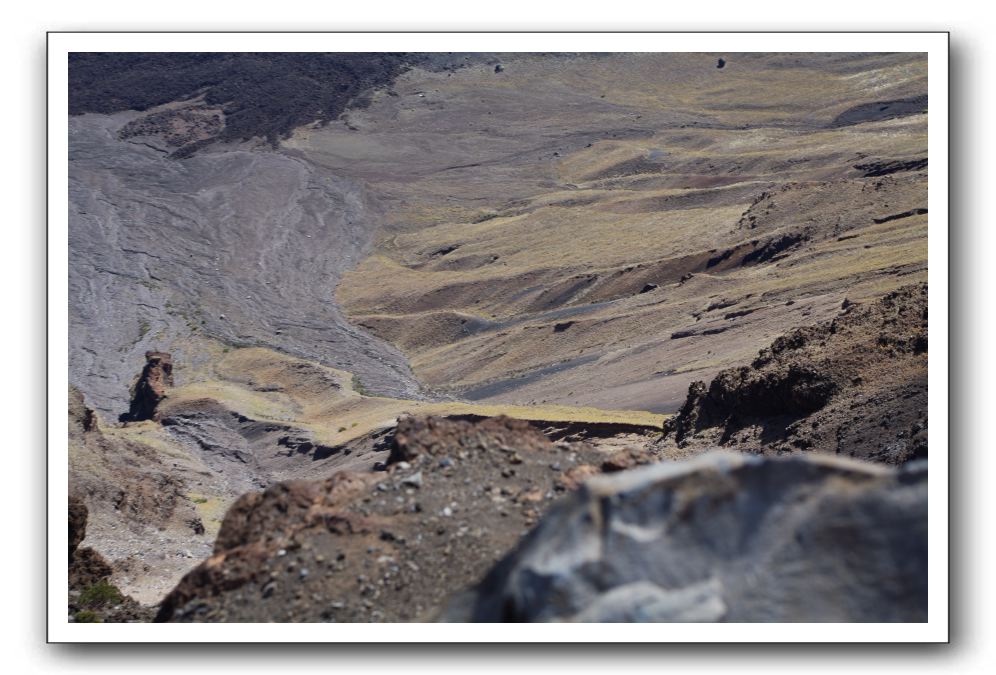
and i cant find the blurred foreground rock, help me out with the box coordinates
[444,451,927,622]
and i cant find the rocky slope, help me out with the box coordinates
[68,53,504,422]
[71,53,927,420]
[141,276,930,621]
[69,384,217,603]
[68,495,154,622]
[69,111,423,422]
[153,415,927,623]
[75,280,927,616]
[155,415,658,622]
[324,52,927,412]
[68,51,927,435]
[69,351,662,605]
[658,283,927,464]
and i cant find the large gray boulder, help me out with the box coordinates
[444,452,927,622]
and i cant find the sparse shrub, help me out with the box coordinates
[351,375,370,396]
[78,579,123,609]
[191,496,209,504]
[74,610,101,623]
[338,426,347,433]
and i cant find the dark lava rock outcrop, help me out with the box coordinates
[661,283,927,464]
[830,94,928,127]
[155,415,640,622]
[444,452,927,622]
[69,53,423,151]
[123,351,173,422]
[855,157,928,177]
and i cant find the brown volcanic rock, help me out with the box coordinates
[69,547,115,592]
[156,415,625,622]
[68,494,88,561]
[388,414,553,465]
[661,283,927,464]
[124,351,174,422]
[69,386,98,434]
[600,446,656,473]
[212,472,377,555]
[70,386,191,531]
[68,497,154,622]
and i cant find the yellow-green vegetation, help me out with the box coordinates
[103,421,192,462]
[323,55,927,412]
[350,374,371,396]
[186,492,228,537]
[164,346,666,448]
[78,579,123,608]
[73,610,101,623]
[166,379,302,421]
[89,53,928,457]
